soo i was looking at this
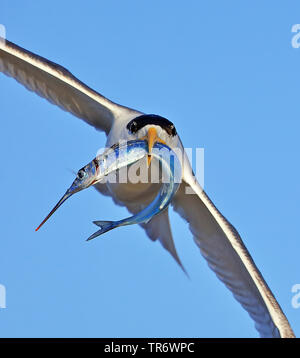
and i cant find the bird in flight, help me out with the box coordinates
[0,38,295,338]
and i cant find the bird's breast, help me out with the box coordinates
[105,157,162,204]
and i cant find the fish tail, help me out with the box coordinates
[86,220,117,241]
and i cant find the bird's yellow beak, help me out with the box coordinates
[141,127,166,166]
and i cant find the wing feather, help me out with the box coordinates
[172,178,295,338]
[0,39,141,133]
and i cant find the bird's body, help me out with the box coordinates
[0,37,295,338]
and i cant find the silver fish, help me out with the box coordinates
[36,140,182,240]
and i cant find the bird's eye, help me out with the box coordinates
[130,121,138,132]
[77,169,86,180]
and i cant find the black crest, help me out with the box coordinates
[127,114,177,137]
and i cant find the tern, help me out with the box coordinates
[0,38,295,338]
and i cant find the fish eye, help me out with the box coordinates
[77,169,86,180]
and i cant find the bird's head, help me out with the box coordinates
[35,160,99,231]
[127,114,178,164]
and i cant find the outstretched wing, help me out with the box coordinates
[0,39,141,134]
[172,172,295,337]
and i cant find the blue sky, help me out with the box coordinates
[0,1,300,338]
